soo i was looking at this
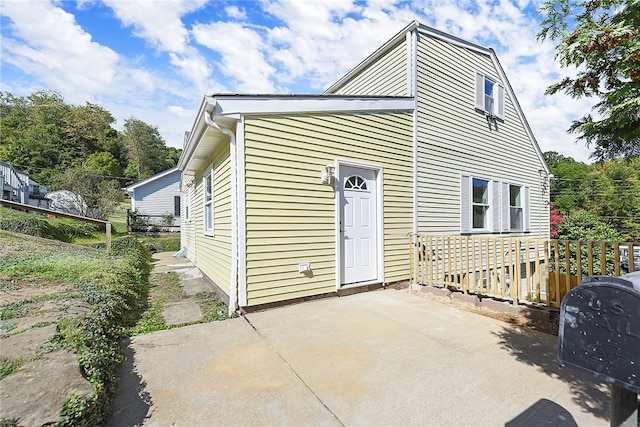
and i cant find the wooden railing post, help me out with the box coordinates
[106,222,112,251]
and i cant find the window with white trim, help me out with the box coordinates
[461,175,492,233]
[183,189,191,222]
[510,184,523,231]
[461,175,530,234]
[472,178,490,230]
[203,169,213,235]
[174,196,181,217]
[475,71,505,120]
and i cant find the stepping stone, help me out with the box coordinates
[0,350,94,426]
[180,277,211,296]
[163,300,202,326]
[0,324,58,360]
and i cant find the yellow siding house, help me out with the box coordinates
[178,96,415,311]
[178,21,550,312]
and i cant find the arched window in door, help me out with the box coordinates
[344,175,368,191]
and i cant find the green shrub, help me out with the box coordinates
[55,222,98,239]
[137,235,181,254]
[0,209,97,242]
[95,234,181,254]
[0,356,24,380]
[0,215,58,239]
[551,213,623,276]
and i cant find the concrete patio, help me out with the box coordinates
[109,287,610,426]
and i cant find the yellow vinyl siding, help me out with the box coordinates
[331,39,408,96]
[193,143,233,296]
[416,35,548,238]
[243,112,413,306]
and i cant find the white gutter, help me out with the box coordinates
[204,109,239,316]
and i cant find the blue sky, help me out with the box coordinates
[1,0,593,162]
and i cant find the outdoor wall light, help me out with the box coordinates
[321,164,335,184]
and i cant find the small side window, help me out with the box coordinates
[203,169,213,235]
[174,196,181,217]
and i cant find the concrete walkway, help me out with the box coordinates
[108,255,611,426]
[151,252,211,325]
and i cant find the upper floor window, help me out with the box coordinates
[475,71,505,120]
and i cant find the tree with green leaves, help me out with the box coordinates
[545,151,640,239]
[122,117,174,180]
[1,90,182,219]
[588,157,640,240]
[51,165,124,220]
[538,0,640,160]
[554,212,622,275]
[66,102,122,163]
[544,151,592,214]
[0,90,71,183]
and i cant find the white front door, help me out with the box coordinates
[340,166,378,285]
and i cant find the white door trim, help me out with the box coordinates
[334,159,384,289]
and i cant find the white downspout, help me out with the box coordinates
[204,110,239,316]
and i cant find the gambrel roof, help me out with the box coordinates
[324,20,550,176]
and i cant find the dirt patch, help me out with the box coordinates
[407,288,560,336]
[1,276,78,303]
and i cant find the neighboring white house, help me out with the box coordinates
[123,168,181,229]
[0,161,49,207]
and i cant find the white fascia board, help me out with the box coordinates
[177,97,212,172]
[123,168,179,191]
[415,25,491,55]
[207,95,415,116]
[324,20,491,94]
[324,20,419,94]
[489,49,551,175]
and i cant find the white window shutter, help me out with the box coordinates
[523,186,531,232]
[496,83,505,120]
[492,180,501,232]
[501,181,510,232]
[461,175,471,233]
[475,72,485,111]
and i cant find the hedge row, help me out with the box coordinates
[55,237,151,426]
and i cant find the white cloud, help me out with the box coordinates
[102,0,213,90]
[102,0,206,53]
[225,5,246,19]
[259,1,417,89]
[0,0,204,149]
[168,48,216,94]
[0,0,596,161]
[0,0,119,97]
[192,21,277,93]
